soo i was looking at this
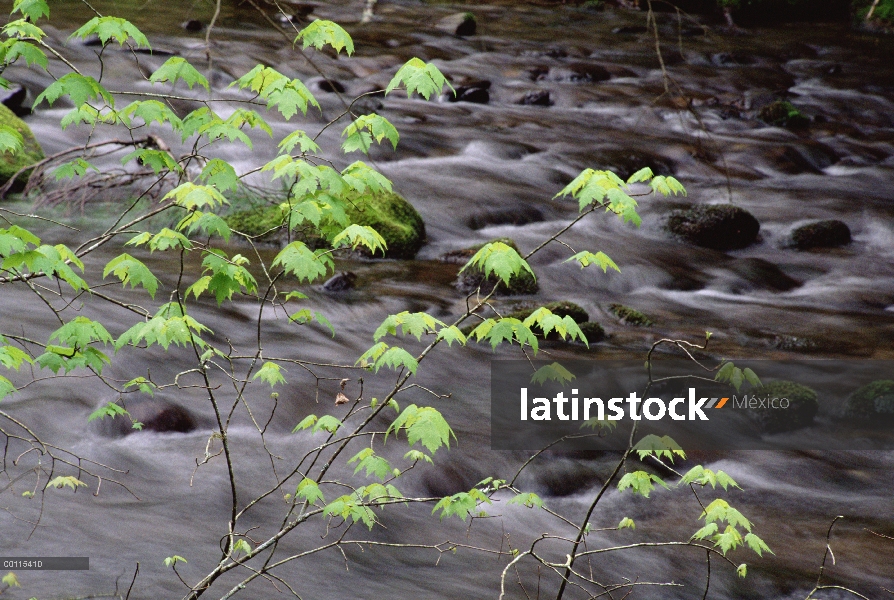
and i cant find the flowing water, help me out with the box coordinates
[2,1,894,598]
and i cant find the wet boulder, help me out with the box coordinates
[788,219,851,250]
[445,238,539,296]
[503,301,604,343]
[542,63,611,83]
[96,398,197,437]
[181,19,204,32]
[517,90,552,106]
[667,204,760,251]
[757,100,810,129]
[464,205,544,230]
[225,190,426,259]
[748,380,818,434]
[323,271,357,292]
[344,190,426,259]
[0,103,45,189]
[448,84,490,104]
[608,304,653,326]
[436,12,476,36]
[0,84,27,116]
[844,380,894,421]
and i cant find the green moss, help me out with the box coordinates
[224,190,425,259]
[844,380,894,420]
[345,190,425,259]
[225,204,287,238]
[609,304,653,326]
[0,103,44,188]
[503,301,589,325]
[757,100,810,129]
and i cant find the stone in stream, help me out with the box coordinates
[757,99,810,129]
[450,85,490,104]
[844,380,894,421]
[788,219,851,250]
[748,381,818,434]
[0,84,27,116]
[436,12,477,37]
[0,103,45,189]
[445,238,539,296]
[96,398,197,437]
[224,190,426,260]
[181,19,204,32]
[517,90,552,106]
[322,272,357,292]
[666,204,760,251]
[464,204,544,230]
[608,304,653,326]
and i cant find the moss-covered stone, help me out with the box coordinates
[0,103,44,188]
[757,100,810,129]
[789,219,851,250]
[344,190,425,259]
[749,380,818,433]
[224,190,426,259]
[462,300,603,343]
[225,204,288,238]
[667,204,760,251]
[578,321,605,343]
[448,238,539,296]
[609,304,653,326]
[844,380,894,421]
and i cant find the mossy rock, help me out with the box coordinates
[462,300,604,343]
[344,190,425,259]
[789,219,851,250]
[749,380,818,434]
[0,103,44,189]
[757,100,810,129]
[667,204,760,251]
[224,190,425,259]
[448,238,539,296]
[844,380,894,421]
[225,204,288,238]
[609,304,653,326]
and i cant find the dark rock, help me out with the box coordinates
[609,304,653,326]
[517,90,552,106]
[844,380,894,421]
[181,19,204,32]
[757,100,810,129]
[448,238,539,296]
[323,272,357,292]
[749,381,818,434]
[535,460,600,496]
[612,25,648,34]
[788,220,851,251]
[450,86,489,104]
[504,300,590,326]
[0,84,27,116]
[464,205,544,230]
[316,78,345,93]
[543,63,611,84]
[436,12,476,37]
[279,3,315,24]
[667,204,760,251]
[97,398,197,437]
[711,52,756,66]
[578,322,605,343]
[728,258,801,292]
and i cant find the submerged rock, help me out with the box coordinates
[436,12,476,36]
[844,380,894,421]
[0,84,27,116]
[464,205,544,230]
[667,204,760,251]
[788,219,851,250]
[748,380,818,434]
[323,271,357,292]
[608,304,653,326]
[0,103,44,189]
[517,90,552,106]
[757,100,810,128]
[96,398,197,437]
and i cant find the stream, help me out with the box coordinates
[1,0,894,598]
